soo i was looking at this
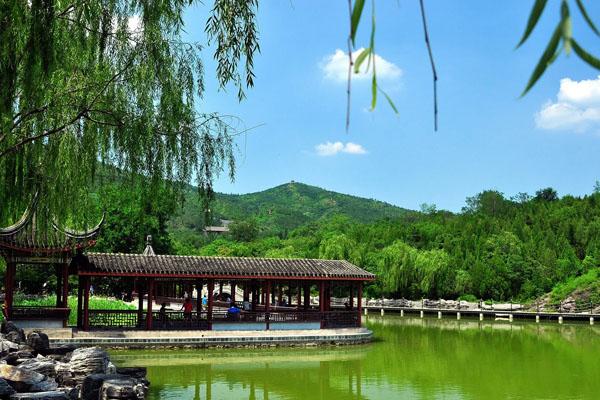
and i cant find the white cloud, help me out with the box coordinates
[315,141,367,156]
[320,48,402,83]
[535,76,600,132]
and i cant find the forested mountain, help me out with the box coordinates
[178,186,600,303]
[168,181,413,245]
[87,178,600,304]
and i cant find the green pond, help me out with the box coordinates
[110,316,600,399]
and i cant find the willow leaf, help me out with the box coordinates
[521,22,562,96]
[572,39,600,69]
[575,0,600,36]
[561,0,572,54]
[367,0,376,71]
[351,0,366,46]
[371,74,377,110]
[354,47,371,74]
[517,0,548,48]
[379,87,399,114]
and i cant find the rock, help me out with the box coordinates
[0,377,16,398]
[100,378,143,400]
[19,357,57,378]
[0,340,19,355]
[3,334,24,347]
[61,387,78,400]
[14,351,35,360]
[114,368,146,380]
[1,323,25,345]
[66,347,108,385]
[106,362,117,375]
[28,377,58,392]
[0,364,45,392]
[26,333,49,356]
[44,347,75,357]
[8,391,68,399]
[80,374,128,400]
[0,365,45,384]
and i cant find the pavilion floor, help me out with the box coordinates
[46,327,373,348]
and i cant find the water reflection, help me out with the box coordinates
[111,317,600,400]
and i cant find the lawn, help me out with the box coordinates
[5,294,136,326]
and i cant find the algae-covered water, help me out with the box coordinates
[111,317,600,399]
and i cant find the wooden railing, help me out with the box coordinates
[11,306,70,320]
[85,310,359,330]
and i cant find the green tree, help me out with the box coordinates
[0,0,259,226]
[229,219,259,242]
[94,182,176,254]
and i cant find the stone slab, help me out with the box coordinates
[48,328,372,349]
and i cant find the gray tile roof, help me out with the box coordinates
[79,253,375,280]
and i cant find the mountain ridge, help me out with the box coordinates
[169,181,415,244]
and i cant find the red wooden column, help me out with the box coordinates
[349,283,354,310]
[296,283,302,309]
[61,264,69,312]
[231,282,236,303]
[303,283,310,310]
[207,279,214,330]
[195,279,203,313]
[137,280,145,329]
[325,282,331,312]
[357,282,363,327]
[77,275,84,328]
[319,281,325,328]
[4,262,15,320]
[251,281,258,311]
[83,276,91,331]
[55,265,62,307]
[265,280,271,330]
[243,282,249,302]
[145,278,154,330]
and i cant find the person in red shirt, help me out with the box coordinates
[181,297,193,325]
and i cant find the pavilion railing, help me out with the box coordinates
[11,306,70,320]
[88,309,139,329]
[85,309,359,330]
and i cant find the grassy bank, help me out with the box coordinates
[5,294,136,326]
[549,268,600,306]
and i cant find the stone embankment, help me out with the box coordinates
[0,322,148,400]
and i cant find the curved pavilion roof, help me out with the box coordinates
[77,253,376,281]
[0,193,103,257]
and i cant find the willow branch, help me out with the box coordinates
[0,56,136,158]
[346,0,354,132]
[419,0,438,131]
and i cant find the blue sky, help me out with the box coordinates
[184,1,600,212]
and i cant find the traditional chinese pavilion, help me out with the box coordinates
[0,193,103,327]
[1,197,374,331]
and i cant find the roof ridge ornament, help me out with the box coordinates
[142,235,155,256]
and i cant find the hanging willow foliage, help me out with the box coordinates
[0,0,259,228]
